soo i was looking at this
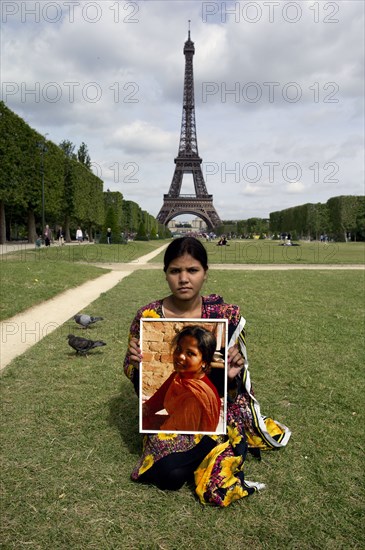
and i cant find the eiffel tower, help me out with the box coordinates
[157,25,222,229]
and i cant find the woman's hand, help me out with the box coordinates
[227,344,245,380]
[128,337,142,365]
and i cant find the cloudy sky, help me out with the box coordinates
[2,0,364,221]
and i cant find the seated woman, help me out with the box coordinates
[124,236,291,505]
[142,325,221,433]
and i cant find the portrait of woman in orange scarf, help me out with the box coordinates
[142,325,221,433]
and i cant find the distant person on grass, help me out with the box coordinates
[57,226,64,246]
[44,225,52,247]
[217,235,227,246]
[76,227,83,244]
[124,236,291,507]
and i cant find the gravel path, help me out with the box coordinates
[1,242,363,371]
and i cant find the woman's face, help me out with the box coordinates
[173,335,204,379]
[165,254,207,302]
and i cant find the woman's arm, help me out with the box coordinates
[143,373,175,416]
[225,306,247,393]
[123,301,162,387]
[123,312,143,394]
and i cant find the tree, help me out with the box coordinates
[327,196,365,241]
[60,155,76,242]
[0,102,64,243]
[59,140,77,160]
[77,142,91,169]
[71,160,104,240]
[0,104,159,243]
[0,102,25,242]
[269,196,364,241]
[355,201,365,241]
[122,201,143,233]
[99,190,125,243]
[135,221,148,241]
[158,223,171,239]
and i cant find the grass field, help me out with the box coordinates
[1,269,363,549]
[1,239,363,322]
[1,240,170,265]
[0,241,168,321]
[0,262,108,321]
[151,240,365,265]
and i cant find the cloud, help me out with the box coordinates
[285,181,306,194]
[1,0,363,221]
[107,120,177,156]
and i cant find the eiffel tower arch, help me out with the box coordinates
[157,26,222,230]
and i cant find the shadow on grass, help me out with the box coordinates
[107,383,141,456]
[65,350,107,358]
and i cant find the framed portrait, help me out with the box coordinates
[139,318,228,435]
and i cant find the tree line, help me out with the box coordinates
[0,102,170,244]
[217,197,364,242]
[217,218,269,238]
[269,197,365,241]
[2,102,362,244]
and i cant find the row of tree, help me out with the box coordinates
[103,190,171,243]
[216,197,364,242]
[2,102,363,244]
[0,102,170,244]
[270,196,365,241]
[216,218,269,238]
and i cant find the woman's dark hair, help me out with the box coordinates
[163,237,208,272]
[172,325,216,368]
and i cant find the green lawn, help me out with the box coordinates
[1,269,363,549]
[0,262,108,321]
[0,241,169,321]
[151,240,365,265]
[0,260,109,321]
[1,239,363,322]
[1,240,170,264]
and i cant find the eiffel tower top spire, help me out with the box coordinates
[186,19,193,45]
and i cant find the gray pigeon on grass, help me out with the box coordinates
[67,334,106,355]
[74,314,104,329]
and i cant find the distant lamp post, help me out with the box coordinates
[37,134,48,241]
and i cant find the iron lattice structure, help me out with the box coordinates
[157,30,222,229]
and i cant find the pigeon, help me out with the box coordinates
[74,314,104,329]
[67,334,106,355]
